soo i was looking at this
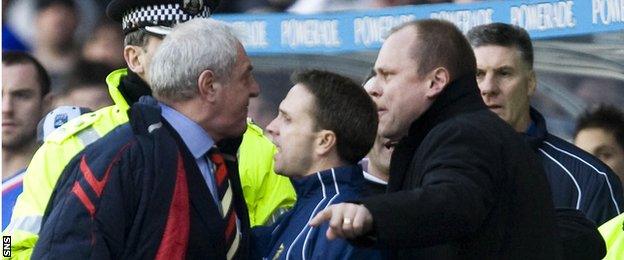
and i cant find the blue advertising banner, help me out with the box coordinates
[213,0,624,54]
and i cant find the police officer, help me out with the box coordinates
[3,1,295,257]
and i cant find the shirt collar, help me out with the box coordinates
[290,165,365,198]
[159,102,214,159]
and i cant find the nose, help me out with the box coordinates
[478,74,499,97]
[249,77,260,98]
[2,92,12,115]
[365,77,382,98]
[265,117,279,141]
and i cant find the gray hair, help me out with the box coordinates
[149,18,239,101]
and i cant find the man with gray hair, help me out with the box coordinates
[33,18,258,259]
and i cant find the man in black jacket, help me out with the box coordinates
[310,19,561,258]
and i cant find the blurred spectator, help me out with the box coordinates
[575,105,624,188]
[248,96,275,128]
[468,23,624,225]
[2,51,51,229]
[33,0,80,91]
[81,18,125,69]
[2,0,30,51]
[5,0,101,47]
[247,71,292,128]
[215,0,287,13]
[53,60,113,111]
[287,0,377,14]
[286,0,456,14]
[574,77,624,107]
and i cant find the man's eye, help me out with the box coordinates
[597,151,612,161]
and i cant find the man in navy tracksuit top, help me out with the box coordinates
[253,70,381,259]
[468,23,624,225]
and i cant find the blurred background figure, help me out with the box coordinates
[52,60,114,111]
[2,51,51,230]
[2,0,30,51]
[32,0,80,91]
[575,105,624,188]
[81,18,125,69]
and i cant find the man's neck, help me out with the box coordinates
[515,111,532,133]
[367,164,389,182]
[298,157,348,179]
[2,141,38,180]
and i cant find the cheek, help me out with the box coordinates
[17,100,41,118]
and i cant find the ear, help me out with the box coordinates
[123,45,145,75]
[41,93,55,113]
[527,69,537,97]
[425,67,450,99]
[198,69,218,102]
[315,130,337,156]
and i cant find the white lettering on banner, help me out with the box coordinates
[430,9,494,33]
[281,19,341,48]
[592,0,624,24]
[230,21,269,48]
[353,15,415,47]
[510,1,576,31]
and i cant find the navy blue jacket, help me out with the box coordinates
[34,96,250,259]
[526,108,624,225]
[253,165,380,260]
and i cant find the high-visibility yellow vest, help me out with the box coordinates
[599,213,624,260]
[3,69,295,259]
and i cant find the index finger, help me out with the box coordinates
[309,207,332,227]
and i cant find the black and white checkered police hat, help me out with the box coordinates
[107,0,220,36]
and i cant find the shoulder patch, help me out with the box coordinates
[45,108,110,143]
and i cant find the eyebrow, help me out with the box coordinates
[10,88,36,94]
[594,145,614,153]
[277,107,290,117]
[494,65,514,71]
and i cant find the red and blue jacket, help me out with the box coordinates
[33,96,250,259]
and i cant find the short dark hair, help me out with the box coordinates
[292,70,378,164]
[36,0,76,11]
[467,23,534,69]
[390,19,476,80]
[2,51,51,97]
[575,104,624,151]
[123,29,152,48]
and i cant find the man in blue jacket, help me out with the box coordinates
[467,23,624,225]
[253,70,380,259]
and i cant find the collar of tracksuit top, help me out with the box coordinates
[523,107,550,150]
[266,165,365,256]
